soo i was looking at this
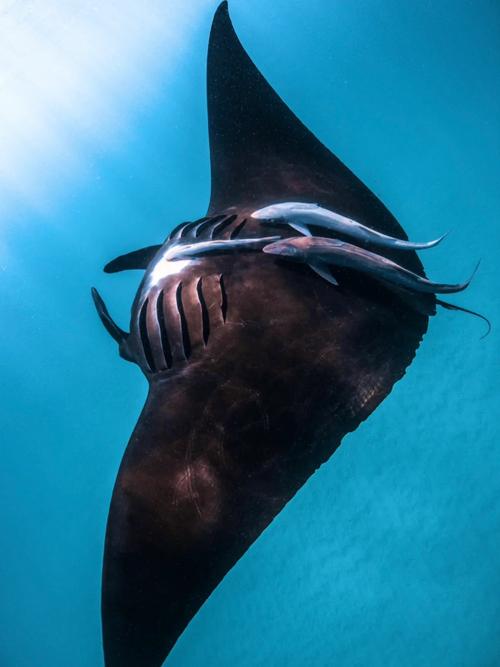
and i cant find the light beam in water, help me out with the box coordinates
[0,0,211,214]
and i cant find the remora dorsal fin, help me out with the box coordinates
[104,245,161,274]
[207,2,411,254]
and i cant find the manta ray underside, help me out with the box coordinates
[95,3,432,665]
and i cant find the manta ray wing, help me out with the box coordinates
[207,4,422,275]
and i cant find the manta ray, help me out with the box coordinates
[92,3,487,665]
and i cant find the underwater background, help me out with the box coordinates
[1,1,499,665]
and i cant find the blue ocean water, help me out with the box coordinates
[1,1,499,666]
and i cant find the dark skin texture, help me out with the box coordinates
[98,4,429,666]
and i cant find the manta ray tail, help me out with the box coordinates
[436,299,491,339]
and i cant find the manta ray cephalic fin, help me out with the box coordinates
[104,245,161,273]
[91,287,128,344]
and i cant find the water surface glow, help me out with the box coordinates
[0,0,210,214]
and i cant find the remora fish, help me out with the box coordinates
[252,201,446,250]
[164,236,281,261]
[263,236,477,294]
[91,3,487,666]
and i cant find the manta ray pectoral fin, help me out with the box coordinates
[289,222,312,237]
[91,288,129,344]
[104,245,161,273]
[309,262,339,286]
